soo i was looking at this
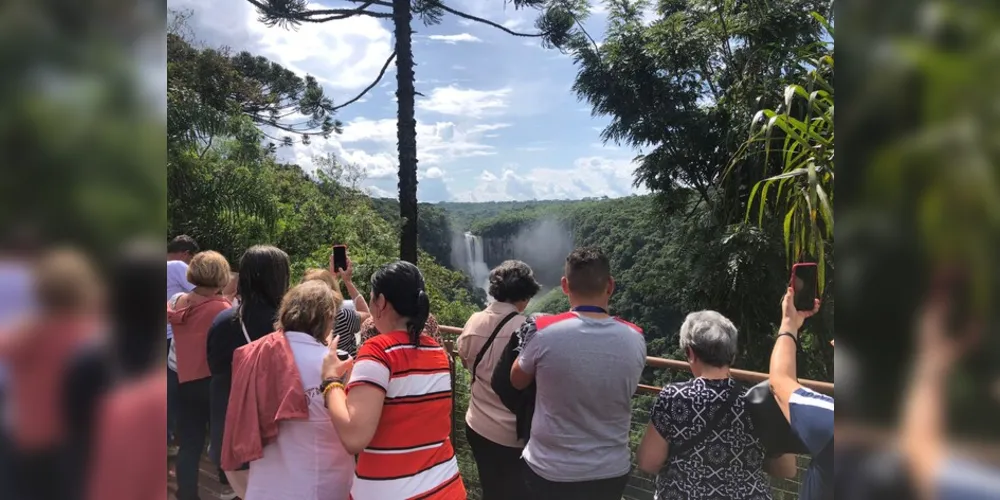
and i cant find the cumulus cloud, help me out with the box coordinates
[455,157,647,201]
[278,116,508,184]
[428,33,481,44]
[418,86,511,118]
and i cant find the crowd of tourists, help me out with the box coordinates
[163,235,834,500]
[3,231,996,500]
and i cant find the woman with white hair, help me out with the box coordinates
[635,310,796,500]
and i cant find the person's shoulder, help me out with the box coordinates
[613,317,643,335]
[533,312,578,332]
[791,387,835,410]
[210,306,238,328]
[659,379,696,398]
[166,260,187,272]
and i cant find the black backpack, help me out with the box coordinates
[743,380,809,456]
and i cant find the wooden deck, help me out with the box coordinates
[167,453,236,500]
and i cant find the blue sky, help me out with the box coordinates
[169,0,648,202]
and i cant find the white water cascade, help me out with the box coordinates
[463,232,491,299]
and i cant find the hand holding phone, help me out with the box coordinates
[332,245,348,273]
[790,263,818,311]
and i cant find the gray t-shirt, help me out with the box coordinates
[517,312,647,482]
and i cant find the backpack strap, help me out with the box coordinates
[670,380,742,458]
[471,312,519,386]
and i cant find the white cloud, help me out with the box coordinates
[278,116,508,184]
[367,186,395,198]
[418,86,512,118]
[427,33,481,44]
[169,0,394,93]
[455,156,646,201]
[243,8,393,91]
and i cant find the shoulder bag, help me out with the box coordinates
[471,312,518,386]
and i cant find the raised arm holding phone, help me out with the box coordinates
[768,263,832,500]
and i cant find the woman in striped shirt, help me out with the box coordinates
[321,261,466,499]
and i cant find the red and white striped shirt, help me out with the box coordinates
[347,331,466,500]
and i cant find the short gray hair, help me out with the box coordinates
[678,310,738,368]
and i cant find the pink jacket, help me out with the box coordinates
[221,331,309,470]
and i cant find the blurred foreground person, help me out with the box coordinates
[168,251,232,500]
[208,245,290,498]
[457,260,540,500]
[902,281,1000,500]
[0,228,40,497]
[768,288,830,500]
[636,311,796,499]
[86,240,169,500]
[223,281,355,500]
[502,247,646,500]
[322,261,466,499]
[0,249,105,500]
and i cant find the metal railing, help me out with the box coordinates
[437,326,827,500]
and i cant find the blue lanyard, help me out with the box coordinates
[572,305,608,314]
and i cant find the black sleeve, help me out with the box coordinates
[207,309,237,376]
[491,318,537,413]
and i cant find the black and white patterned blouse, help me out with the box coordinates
[649,377,772,500]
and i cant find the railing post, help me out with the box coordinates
[443,339,458,437]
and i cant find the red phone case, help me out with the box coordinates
[788,262,817,288]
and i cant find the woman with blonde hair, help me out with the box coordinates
[167,250,232,500]
[224,281,354,500]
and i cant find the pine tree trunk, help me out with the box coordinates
[393,0,419,264]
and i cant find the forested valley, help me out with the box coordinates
[168,0,835,392]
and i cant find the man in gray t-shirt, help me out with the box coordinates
[510,247,646,500]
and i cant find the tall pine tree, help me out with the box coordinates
[247,0,582,263]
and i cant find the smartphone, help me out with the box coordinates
[332,245,348,272]
[336,349,350,361]
[790,262,818,311]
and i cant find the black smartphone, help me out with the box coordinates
[790,263,818,311]
[332,245,348,272]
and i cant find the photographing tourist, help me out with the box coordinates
[224,281,355,500]
[768,287,830,500]
[321,261,466,499]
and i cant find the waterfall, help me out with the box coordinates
[463,232,491,300]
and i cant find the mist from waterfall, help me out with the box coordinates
[461,232,491,299]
